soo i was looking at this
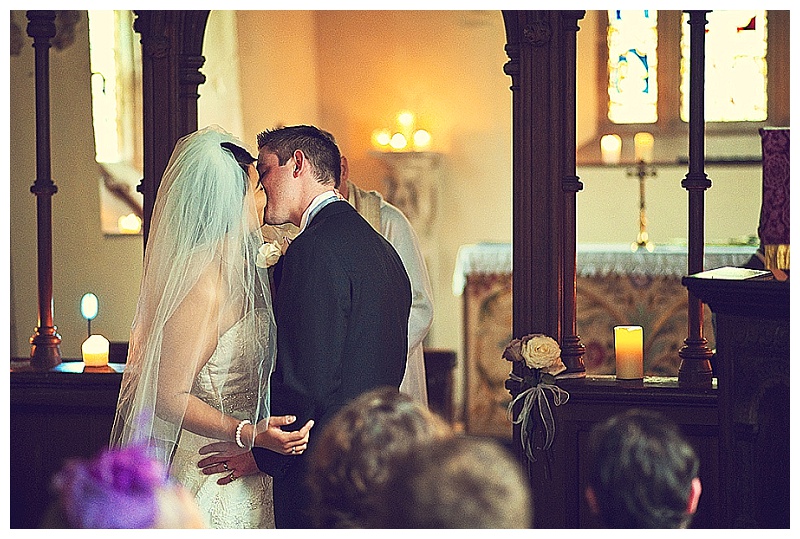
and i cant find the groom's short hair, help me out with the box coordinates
[256,125,341,187]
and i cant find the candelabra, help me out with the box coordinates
[626,160,657,252]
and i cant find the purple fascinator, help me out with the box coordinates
[51,443,171,528]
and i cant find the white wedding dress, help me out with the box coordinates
[170,308,275,529]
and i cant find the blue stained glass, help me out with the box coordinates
[607,10,658,124]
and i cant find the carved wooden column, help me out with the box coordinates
[502,10,586,375]
[26,10,61,369]
[557,13,586,378]
[678,11,713,388]
[133,10,210,247]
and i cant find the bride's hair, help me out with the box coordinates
[220,141,256,177]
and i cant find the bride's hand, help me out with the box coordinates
[197,442,260,485]
[255,415,314,456]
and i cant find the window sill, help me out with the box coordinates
[577,131,764,167]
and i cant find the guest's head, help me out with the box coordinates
[378,435,533,528]
[42,443,205,529]
[585,408,702,528]
[307,386,452,528]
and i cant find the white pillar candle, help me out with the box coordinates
[600,134,622,165]
[82,334,110,367]
[614,326,644,380]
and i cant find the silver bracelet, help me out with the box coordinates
[235,419,251,448]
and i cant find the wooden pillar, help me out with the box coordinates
[26,10,61,369]
[678,11,713,388]
[558,13,586,378]
[502,10,586,375]
[132,10,210,248]
[502,16,586,517]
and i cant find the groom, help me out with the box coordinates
[252,125,410,528]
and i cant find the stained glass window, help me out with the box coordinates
[607,10,658,124]
[680,11,767,122]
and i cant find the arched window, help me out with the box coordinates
[88,10,144,235]
[579,10,787,165]
[607,10,771,127]
[679,10,767,123]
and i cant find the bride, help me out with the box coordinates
[110,126,309,528]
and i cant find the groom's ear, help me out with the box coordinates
[292,150,304,176]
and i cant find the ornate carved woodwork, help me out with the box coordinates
[132,10,210,246]
[501,10,586,377]
[683,275,789,528]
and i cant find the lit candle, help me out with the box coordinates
[614,326,644,380]
[634,132,654,163]
[82,334,110,367]
[371,128,392,149]
[412,129,432,150]
[389,132,407,151]
[118,213,142,234]
[600,134,622,165]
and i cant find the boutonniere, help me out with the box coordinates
[256,237,290,268]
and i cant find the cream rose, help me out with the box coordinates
[520,334,566,375]
[256,240,283,268]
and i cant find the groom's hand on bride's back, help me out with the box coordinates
[198,445,260,485]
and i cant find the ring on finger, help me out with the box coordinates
[222,462,229,471]
[229,472,237,481]
[291,446,296,454]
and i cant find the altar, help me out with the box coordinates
[453,242,756,438]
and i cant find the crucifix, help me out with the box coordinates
[627,132,656,252]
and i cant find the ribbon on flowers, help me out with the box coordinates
[506,372,570,461]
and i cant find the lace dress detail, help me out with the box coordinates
[170,308,275,528]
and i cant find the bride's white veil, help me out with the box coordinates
[110,125,276,466]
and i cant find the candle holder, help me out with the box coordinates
[626,161,657,252]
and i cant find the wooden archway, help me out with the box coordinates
[131,9,588,378]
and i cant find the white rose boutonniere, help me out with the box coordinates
[503,333,570,462]
[256,240,284,268]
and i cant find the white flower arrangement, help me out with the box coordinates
[504,333,570,462]
[508,334,567,375]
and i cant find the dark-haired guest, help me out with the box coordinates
[585,408,702,528]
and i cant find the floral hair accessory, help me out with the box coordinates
[504,334,569,462]
[256,237,290,268]
[50,443,171,528]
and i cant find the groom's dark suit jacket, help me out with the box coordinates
[252,200,411,528]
